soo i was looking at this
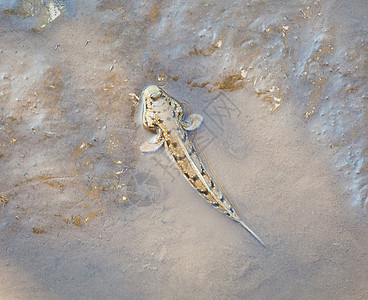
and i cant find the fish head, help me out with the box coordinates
[140,85,184,132]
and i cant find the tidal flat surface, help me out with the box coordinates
[1,0,368,299]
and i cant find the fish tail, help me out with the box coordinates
[238,220,266,248]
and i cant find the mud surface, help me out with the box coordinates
[1,1,368,299]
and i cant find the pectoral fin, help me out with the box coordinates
[140,130,164,153]
[182,114,203,131]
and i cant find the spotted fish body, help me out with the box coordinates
[140,85,265,247]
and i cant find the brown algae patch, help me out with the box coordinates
[84,209,104,224]
[32,227,46,234]
[187,80,210,89]
[150,4,160,22]
[15,174,55,186]
[303,77,327,119]
[72,142,94,158]
[72,216,83,227]
[213,71,246,91]
[255,86,283,113]
[14,174,66,192]
[189,39,223,57]
[9,137,17,145]
[85,184,108,200]
[1,194,10,205]
[43,181,65,191]
[63,210,105,227]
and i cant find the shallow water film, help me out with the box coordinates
[1,0,368,299]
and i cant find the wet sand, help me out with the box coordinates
[1,1,368,299]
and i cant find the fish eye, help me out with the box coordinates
[150,90,163,101]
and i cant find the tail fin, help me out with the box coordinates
[238,220,266,248]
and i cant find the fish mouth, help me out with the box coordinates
[142,85,161,101]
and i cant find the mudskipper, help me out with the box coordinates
[140,85,265,247]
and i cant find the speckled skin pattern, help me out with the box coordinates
[141,85,243,218]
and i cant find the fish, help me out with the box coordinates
[139,85,265,247]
